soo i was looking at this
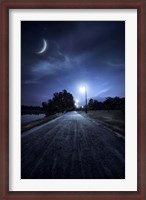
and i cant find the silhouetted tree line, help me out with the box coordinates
[21,105,44,115]
[42,89,74,116]
[88,97,125,112]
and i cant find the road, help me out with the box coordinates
[21,111,125,179]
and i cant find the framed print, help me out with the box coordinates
[0,0,145,199]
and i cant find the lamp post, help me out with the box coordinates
[85,87,87,114]
[80,86,87,114]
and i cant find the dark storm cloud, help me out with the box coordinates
[21,21,125,106]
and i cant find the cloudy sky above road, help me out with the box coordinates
[21,21,125,106]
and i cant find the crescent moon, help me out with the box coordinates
[37,39,47,54]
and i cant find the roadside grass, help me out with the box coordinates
[21,113,63,133]
[78,110,125,136]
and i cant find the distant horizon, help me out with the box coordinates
[21,93,125,107]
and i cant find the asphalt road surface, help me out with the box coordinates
[21,111,125,179]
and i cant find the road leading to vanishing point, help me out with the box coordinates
[21,111,125,179]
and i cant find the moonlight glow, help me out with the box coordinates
[21,21,125,106]
[37,39,47,54]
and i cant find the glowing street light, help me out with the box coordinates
[80,86,87,113]
[75,99,79,108]
[75,99,79,103]
[79,86,86,93]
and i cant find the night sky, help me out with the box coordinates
[21,21,125,106]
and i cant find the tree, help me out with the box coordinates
[88,99,103,110]
[88,99,94,110]
[42,90,74,116]
[42,102,50,115]
[104,97,114,111]
[88,97,125,112]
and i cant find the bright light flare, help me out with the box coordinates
[75,99,79,108]
[79,86,86,93]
